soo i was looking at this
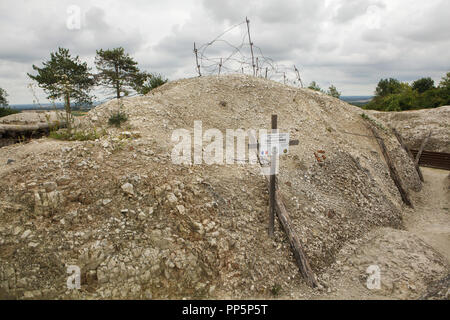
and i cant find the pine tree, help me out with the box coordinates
[95,47,147,99]
[27,47,95,129]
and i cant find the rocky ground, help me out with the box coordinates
[0,75,447,299]
[369,106,450,153]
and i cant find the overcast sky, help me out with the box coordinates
[1,0,449,104]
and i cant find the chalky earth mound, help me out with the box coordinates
[0,75,447,299]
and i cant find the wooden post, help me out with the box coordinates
[265,67,268,79]
[283,72,286,85]
[366,122,413,208]
[268,114,278,237]
[194,42,201,77]
[246,17,256,76]
[248,121,318,287]
[218,58,222,76]
[294,65,304,88]
[415,131,432,167]
[392,127,423,182]
[256,57,259,77]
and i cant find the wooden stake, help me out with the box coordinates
[218,58,222,76]
[265,67,268,79]
[249,122,318,287]
[366,122,413,207]
[246,17,256,76]
[256,57,259,77]
[194,42,201,77]
[268,114,278,237]
[294,65,304,88]
[392,127,423,182]
[415,131,432,167]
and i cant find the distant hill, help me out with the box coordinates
[341,96,373,107]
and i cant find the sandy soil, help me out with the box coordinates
[404,168,450,261]
[303,167,450,300]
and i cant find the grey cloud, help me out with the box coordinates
[333,0,385,24]
[1,0,450,103]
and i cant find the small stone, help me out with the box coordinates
[28,242,39,248]
[121,183,134,195]
[6,159,15,165]
[21,230,32,239]
[176,205,186,215]
[167,193,177,203]
[102,199,112,206]
[56,176,71,186]
[13,226,23,236]
[144,289,153,299]
[43,181,57,192]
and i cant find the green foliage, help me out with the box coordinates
[135,73,168,94]
[375,78,402,97]
[0,87,9,106]
[360,113,386,131]
[108,111,128,127]
[95,47,147,99]
[412,77,434,93]
[49,128,105,141]
[327,85,341,98]
[0,87,19,118]
[364,72,450,111]
[438,72,450,105]
[308,81,323,92]
[0,107,20,118]
[27,48,95,115]
[270,283,282,296]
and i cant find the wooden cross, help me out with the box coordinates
[249,114,299,237]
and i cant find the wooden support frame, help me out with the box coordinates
[249,115,318,288]
[366,122,413,208]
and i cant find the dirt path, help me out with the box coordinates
[405,167,450,261]
[291,167,450,300]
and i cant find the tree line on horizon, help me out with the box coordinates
[0,47,169,118]
[362,72,450,111]
[25,47,168,117]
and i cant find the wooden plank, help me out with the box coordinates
[392,127,424,182]
[268,114,278,237]
[273,186,318,288]
[415,131,432,167]
[366,123,413,208]
[253,136,318,287]
[410,149,450,171]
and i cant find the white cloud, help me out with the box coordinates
[0,0,449,103]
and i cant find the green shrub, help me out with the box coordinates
[271,283,282,296]
[0,107,20,118]
[49,128,105,141]
[108,112,128,127]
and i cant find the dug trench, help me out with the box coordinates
[0,75,448,299]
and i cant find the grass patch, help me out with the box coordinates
[108,112,128,128]
[270,283,282,297]
[361,113,387,131]
[50,128,105,141]
[71,111,88,117]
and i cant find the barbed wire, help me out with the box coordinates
[193,18,304,88]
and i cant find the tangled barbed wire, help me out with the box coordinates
[194,17,304,88]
